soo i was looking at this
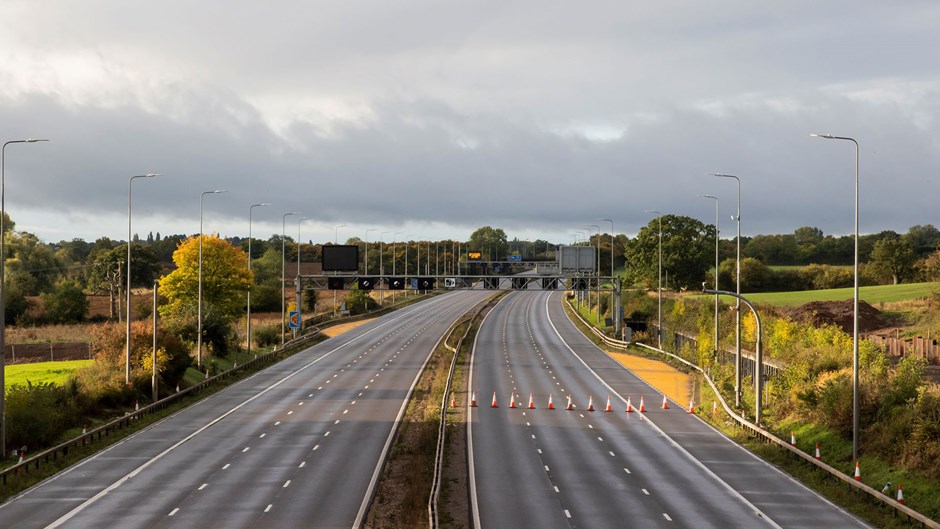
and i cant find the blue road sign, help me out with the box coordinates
[289,311,301,329]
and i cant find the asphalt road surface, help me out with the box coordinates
[1,290,488,529]
[468,290,871,529]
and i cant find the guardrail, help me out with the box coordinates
[428,296,497,529]
[566,302,939,528]
[0,328,321,488]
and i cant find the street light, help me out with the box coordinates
[1,137,48,459]
[699,194,719,362]
[645,210,663,349]
[711,172,743,407]
[127,173,159,385]
[601,218,615,332]
[295,217,311,337]
[812,132,861,461]
[281,212,301,346]
[380,231,391,277]
[704,287,763,424]
[334,224,345,244]
[198,190,227,371]
[588,224,600,318]
[246,203,271,357]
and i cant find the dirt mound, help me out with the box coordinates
[787,300,890,334]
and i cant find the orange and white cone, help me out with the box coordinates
[491,391,499,408]
[509,392,518,409]
[713,401,718,415]
[565,395,575,410]
[790,432,796,447]
[639,396,647,413]
[815,443,821,460]
[135,400,140,412]
[625,397,634,413]
[451,393,458,408]
[175,384,180,393]
[82,424,87,435]
[527,393,536,410]
[897,483,905,505]
[547,394,555,410]
[470,391,478,407]
[587,396,595,412]
[661,395,669,409]
[854,461,862,481]
[604,396,613,412]
[204,371,209,380]
[688,400,695,414]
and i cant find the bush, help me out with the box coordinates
[40,281,89,324]
[252,324,279,347]
[250,284,282,312]
[4,381,74,450]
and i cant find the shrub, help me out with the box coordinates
[40,281,89,324]
[252,324,279,347]
[4,381,74,450]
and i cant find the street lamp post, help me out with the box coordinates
[127,173,158,385]
[152,280,158,403]
[645,210,663,349]
[589,224,600,318]
[711,173,742,407]
[334,224,345,245]
[699,194,719,362]
[812,132,861,460]
[1,138,48,459]
[704,287,763,423]
[246,203,270,357]
[601,218,615,332]
[281,212,301,346]
[198,190,226,371]
[296,217,311,337]
[393,232,403,302]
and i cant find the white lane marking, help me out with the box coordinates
[642,488,650,495]
[274,421,281,426]
[544,465,550,472]
[265,504,273,512]
[283,480,291,488]
[168,508,179,516]
[308,394,313,397]
[609,451,615,457]
[299,461,305,468]
[588,424,594,429]
[343,410,349,414]
[543,293,784,529]
[287,411,293,415]
[537,449,542,454]
[318,386,322,390]
[259,433,266,438]
[325,431,331,436]
[222,463,230,470]
[198,483,207,490]
[242,447,250,453]
[358,392,363,396]
[554,486,560,493]
[326,380,331,384]
[624,467,631,474]
[531,434,536,439]
[351,401,357,405]
[298,402,303,406]
[364,386,369,389]
[663,513,673,522]
[597,436,603,441]
[313,445,320,451]
[564,510,572,519]
[334,420,340,424]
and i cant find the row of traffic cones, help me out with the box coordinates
[456,392,695,413]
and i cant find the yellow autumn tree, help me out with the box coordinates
[158,235,252,322]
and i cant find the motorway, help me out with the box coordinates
[0,290,488,529]
[468,290,871,529]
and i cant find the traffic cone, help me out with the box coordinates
[175,384,180,393]
[625,397,634,413]
[815,443,821,460]
[509,392,518,409]
[491,391,499,408]
[897,483,905,505]
[587,396,595,412]
[451,393,458,408]
[790,432,796,447]
[527,393,536,410]
[661,395,669,409]
[547,394,555,410]
[638,396,647,413]
[82,424,87,435]
[204,370,209,380]
[854,461,862,481]
[470,391,478,407]
[565,395,575,410]
[135,400,139,412]
[688,400,694,414]
[713,401,718,415]
[604,396,613,412]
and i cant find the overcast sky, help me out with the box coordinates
[1,1,938,246]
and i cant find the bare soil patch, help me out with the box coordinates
[786,300,894,334]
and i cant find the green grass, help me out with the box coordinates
[4,360,93,387]
[709,282,938,307]
[768,264,852,271]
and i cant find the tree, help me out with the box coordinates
[40,281,89,323]
[904,224,940,258]
[467,226,508,261]
[870,236,917,284]
[624,215,713,290]
[916,249,940,281]
[158,235,253,322]
[4,231,63,295]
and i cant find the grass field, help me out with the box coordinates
[5,359,93,388]
[768,264,853,271]
[736,282,939,307]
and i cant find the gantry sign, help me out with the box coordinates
[299,275,618,292]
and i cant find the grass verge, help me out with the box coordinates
[5,360,93,387]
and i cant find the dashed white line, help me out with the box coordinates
[609,451,615,457]
[259,433,266,438]
[544,465,550,472]
[597,436,603,441]
[264,504,273,513]
[642,488,650,495]
[564,510,572,519]
[198,483,207,490]
[168,508,179,516]
[623,467,631,474]
[283,480,291,488]
[222,463,230,470]
[313,444,320,451]
[663,513,673,522]
[275,421,281,426]
[553,486,560,493]
[242,447,250,453]
[299,461,306,468]
[325,431,331,436]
